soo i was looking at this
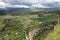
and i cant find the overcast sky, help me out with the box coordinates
[0,0,60,8]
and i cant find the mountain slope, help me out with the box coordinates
[43,24,60,40]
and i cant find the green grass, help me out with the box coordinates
[38,16,55,22]
[0,16,4,27]
[43,24,60,40]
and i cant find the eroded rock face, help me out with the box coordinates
[26,28,40,40]
[26,21,57,40]
[41,21,57,29]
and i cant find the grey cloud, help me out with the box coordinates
[0,0,60,9]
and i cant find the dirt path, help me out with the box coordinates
[27,28,40,40]
[33,27,54,40]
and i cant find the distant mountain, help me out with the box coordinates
[0,7,60,12]
[31,8,60,12]
[0,7,30,12]
[0,7,60,15]
[7,8,30,11]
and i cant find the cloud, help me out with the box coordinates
[40,0,60,3]
[6,5,30,8]
[0,0,60,9]
[0,0,6,8]
[31,4,51,8]
[0,0,30,8]
[2,0,38,4]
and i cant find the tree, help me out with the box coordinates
[54,10,60,24]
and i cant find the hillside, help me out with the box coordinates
[0,14,57,40]
[0,10,60,40]
[43,24,60,40]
